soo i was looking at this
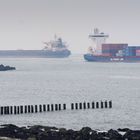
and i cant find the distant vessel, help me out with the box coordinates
[0,36,71,58]
[84,28,140,62]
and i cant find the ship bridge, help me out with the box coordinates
[89,28,109,55]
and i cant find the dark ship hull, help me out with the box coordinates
[0,50,71,58]
[84,54,140,62]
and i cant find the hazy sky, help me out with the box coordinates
[0,0,140,53]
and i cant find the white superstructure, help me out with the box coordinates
[89,28,109,55]
[43,36,67,51]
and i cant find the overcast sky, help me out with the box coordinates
[0,0,140,53]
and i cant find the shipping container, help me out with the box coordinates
[135,46,140,56]
[136,46,140,50]
[136,49,140,53]
[102,44,128,56]
[136,49,140,56]
[102,49,114,56]
[124,46,137,56]
[136,53,140,56]
[102,44,128,50]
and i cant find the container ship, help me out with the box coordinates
[84,28,140,62]
[0,36,71,58]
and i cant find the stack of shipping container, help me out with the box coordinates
[124,46,140,57]
[101,44,140,57]
[101,44,128,56]
[124,46,136,56]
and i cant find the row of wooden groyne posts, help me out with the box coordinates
[0,100,112,115]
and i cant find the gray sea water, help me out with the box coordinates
[0,55,140,130]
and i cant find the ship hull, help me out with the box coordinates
[0,50,71,58]
[84,54,140,62]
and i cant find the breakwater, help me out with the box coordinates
[0,100,112,115]
[0,124,139,140]
[0,64,15,71]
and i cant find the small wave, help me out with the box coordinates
[111,75,140,80]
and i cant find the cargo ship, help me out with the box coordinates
[84,28,140,62]
[0,36,71,58]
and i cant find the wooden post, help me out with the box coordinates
[17,106,20,114]
[35,105,38,113]
[71,103,74,110]
[7,106,10,115]
[63,104,66,110]
[83,102,86,109]
[28,105,31,113]
[31,105,34,113]
[6,106,9,114]
[24,105,27,113]
[109,101,112,108]
[43,104,46,112]
[39,105,42,112]
[3,106,6,115]
[20,106,23,114]
[51,104,54,111]
[92,102,95,109]
[55,104,58,111]
[0,107,4,115]
[87,102,90,109]
[75,103,78,110]
[79,103,82,109]
[105,101,108,108]
[96,102,99,109]
[59,104,61,110]
[47,104,50,111]
[101,101,103,109]
[14,106,17,114]
[10,106,13,114]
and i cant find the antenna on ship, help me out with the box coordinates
[89,28,109,55]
